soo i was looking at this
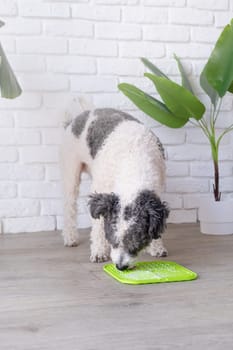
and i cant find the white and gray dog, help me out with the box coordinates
[60,99,169,270]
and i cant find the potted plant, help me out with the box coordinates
[0,20,22,98]
[119,19,233,235]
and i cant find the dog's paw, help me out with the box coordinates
[64,239,79,247]
[146,239,168,257]
[90,253,110,263]
[150,247,168,257]
[63,232,79,247]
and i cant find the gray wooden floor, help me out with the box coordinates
[0,224,233,350]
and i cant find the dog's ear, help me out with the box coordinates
[88,192,119,219]
[147,197,169,239]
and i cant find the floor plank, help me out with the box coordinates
[0,224,233,350]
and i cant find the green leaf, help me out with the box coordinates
[0,43,22,99]
[228,80,233,94]
[173,54,194,94]
[145,73,205,121]
[141,57,169,79]
[118,83,189,128]
[200,67,219,107]
[201,18,233,97]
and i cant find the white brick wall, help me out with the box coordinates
[0,0,233,233]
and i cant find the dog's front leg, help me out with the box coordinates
[146,238,168,257]
[90,218,110,263]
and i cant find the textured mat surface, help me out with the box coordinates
[103,261,198,285]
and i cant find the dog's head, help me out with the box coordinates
[88,190,169,270]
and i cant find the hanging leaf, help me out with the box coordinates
[201,19,233,97]
[0,43,22,99]
[141,57,169,79]
[173,54,194,94]
[118,83,189,128]
[145,73,205,121]
[200,67,219,107]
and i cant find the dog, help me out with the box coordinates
[60,98,169,270]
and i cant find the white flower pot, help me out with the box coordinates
[199,198,233,235]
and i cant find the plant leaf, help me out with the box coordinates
[145,73,205,121]
[173,53,194,94]
[118,83,189,128]
[201,19,233,97]
[141,57,169,79]
[0,43,22,99]
[228,80,233,94]
[200,67,219,107]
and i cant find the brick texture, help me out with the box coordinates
[0,0,232,233]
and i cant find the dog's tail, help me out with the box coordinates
[63,95,94,129]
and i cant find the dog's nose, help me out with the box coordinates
[116,263,129,271]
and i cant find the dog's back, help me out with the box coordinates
[63,107,164,172]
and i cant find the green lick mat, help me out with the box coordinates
[103,261,198,285]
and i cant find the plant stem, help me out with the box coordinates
[213,158,221,201]
[201,99,223,201]
[217,124,233,148]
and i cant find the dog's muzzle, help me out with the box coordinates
[116,262,129,271]
[111,247,136,271]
